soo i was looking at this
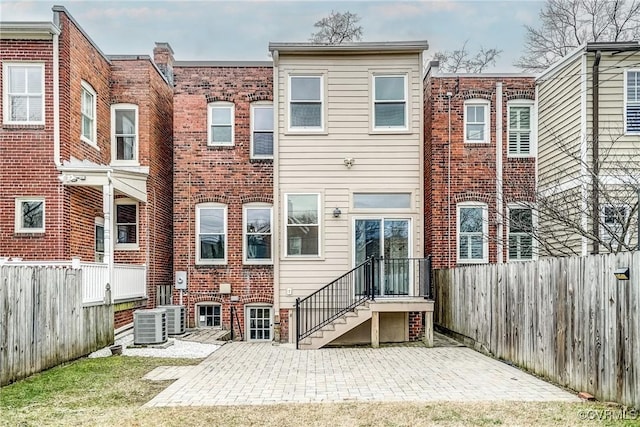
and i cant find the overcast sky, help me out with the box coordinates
[1,0,544,71]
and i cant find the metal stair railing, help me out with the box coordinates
[295,257,375,349]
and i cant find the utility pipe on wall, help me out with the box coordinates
[592,50,601,255]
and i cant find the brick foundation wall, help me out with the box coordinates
[424,73,536,269]
[171,63,274,333]
[279,308,290,343]
[408,311,424,341]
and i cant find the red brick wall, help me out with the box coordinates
[110,59,174,308]
[424,74,536,269]
[172,64,273,331]
[408,311,423,341]
[0,37,67,259]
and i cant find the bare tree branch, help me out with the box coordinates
[433,41,502,73]
[516,0,640,71]
[310,11,363,44]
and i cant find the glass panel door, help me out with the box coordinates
[247,306,272,341]
[354,219,410,296]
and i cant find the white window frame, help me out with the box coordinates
[624,69,640,134]
[372,74,408,131]
[507,100,535,157]
[288,75,324,132]
[14,197,45,233]
[245,304,273,342]
[600,204,630,249]
[284,193,321,257]
[464,99,490,143]
[196,203,228,265]
[507,204,536,262]
[81,81,97,146]
[111,104,139,165]
[195,303,222,328]
[114,198,139,250]
[208,102,235,146]
[457,202,488,264]
[250,102,273,159]
[3,62,45,125]
[243,203,273,264]
[95,217,105,262]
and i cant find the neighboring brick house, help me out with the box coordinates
[0,6,173,328]
[424,63,537,269]
[155,45,274,338]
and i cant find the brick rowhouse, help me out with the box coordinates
[160,47,274,333]
[424,63,537,269]
[1,7,173,329]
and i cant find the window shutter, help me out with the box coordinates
[627,104,640,132]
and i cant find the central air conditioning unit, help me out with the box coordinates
[133,308,168,345]
[157,305,186,335]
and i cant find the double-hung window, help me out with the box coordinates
[373,75,407,129]
[81,81,96,144]
[289,76,323,130]
[251,103,273,158]
[15,197,45,233]
[508,207,534,261]
[457,202,488,263]
[208,102,234,146]
[197,203,227,264]
[111,104,138,163]
[508,102,533,156]
[244,204,273,263]
[285,194,320,256]
[625,70,640,133]
[115,200,138,248]
[464,100,490,143]
[3,63,44,124]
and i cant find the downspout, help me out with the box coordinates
[446,91,452,267]
[53,24,61,167]
[592,51,601,254]
[496,82,504,263]
[271,50,281,340]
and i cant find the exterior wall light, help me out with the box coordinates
[343,158,355,168]
[333,208,342,218]
[614,267,630,280]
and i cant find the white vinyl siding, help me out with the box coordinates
[111,104,139,164]
[464,100,490,143]
[3,63,44,124]
[508,207,534,261]
[15,197,45,233]
[457,202,488,264]
[625,70,640,133]
[508,102,533,156]
[373,74,407,129]
[81,81,96,145]
[208,102,234,145]
[285,194,320,256]
[275,52,424,308]
[288,76,323,131]
[196,203,227,264]
[251,103,273,158]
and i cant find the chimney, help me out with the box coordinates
[153,42,175,86]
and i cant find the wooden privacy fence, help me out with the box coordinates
[434,252,639,409]
[0,265,114,386]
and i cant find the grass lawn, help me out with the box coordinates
[1,355,639,427]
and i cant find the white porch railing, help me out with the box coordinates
[0,258,146,304]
